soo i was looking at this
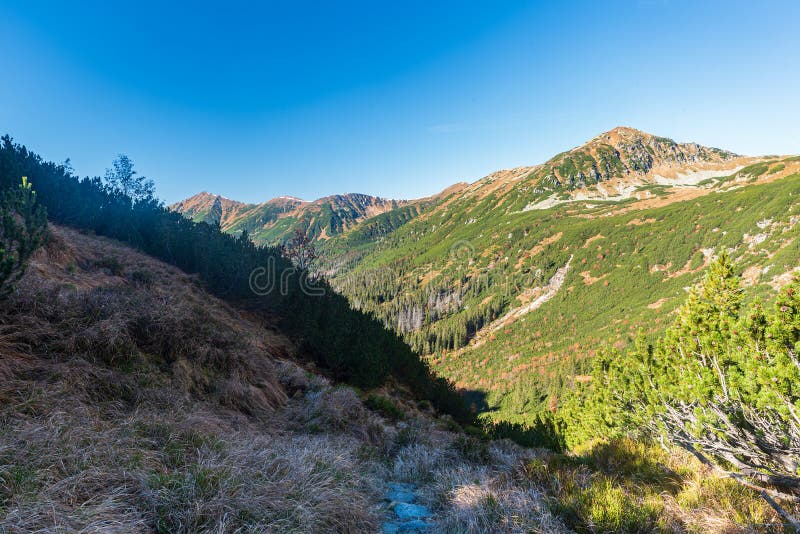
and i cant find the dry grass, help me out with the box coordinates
[0,226,386,532]
[384,420,570,533]
[0,388,384,532]
[4,225,776,533]
[8,226,289,415]
[0,225,567,533]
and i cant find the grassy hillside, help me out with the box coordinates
[444,168,800,422]
[1,225,786,532]
[327,154,800,430]
[0,224,560,531]
[2,133,796,531]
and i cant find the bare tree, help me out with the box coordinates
[104,154,155,202]
[282,228,318,270]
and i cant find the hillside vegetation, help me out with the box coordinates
[5,131,800,531]
[0,135,471,424]
[319,131,800,437]
[0,224,787,532]
[1,224,572,531]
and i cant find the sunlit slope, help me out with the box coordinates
[330,157,800,423]
[172,192,408,245]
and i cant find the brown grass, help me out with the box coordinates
[0,226,385,532]
[3,225,781,533]
[0,225,567,533]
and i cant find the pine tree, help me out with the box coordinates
[0,177,48,296]
[673,250,742,351]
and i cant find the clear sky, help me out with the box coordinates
[1,1,798,204]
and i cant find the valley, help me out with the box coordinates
[176,128,800,432]
[6,2,800,529]
[5,127,800,531]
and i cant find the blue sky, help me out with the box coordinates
[1,1,798,204]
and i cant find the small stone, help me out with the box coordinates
[394,502,432,520]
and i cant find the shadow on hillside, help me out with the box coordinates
[461,389,491,414]
[459,389,566,451]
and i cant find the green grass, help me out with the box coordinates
[363,393,406,421]
[524,439,777,532]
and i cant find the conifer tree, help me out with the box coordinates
[0,177,47,296]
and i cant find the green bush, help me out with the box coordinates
[364,394,405,421]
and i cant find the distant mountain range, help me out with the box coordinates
[171,191,411,244]
[172,127,753,246]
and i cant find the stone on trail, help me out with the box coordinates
[394,502,432,520]
[381,482,433,532]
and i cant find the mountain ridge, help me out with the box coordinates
[171,191,409,244]
[4,128,800,530]
[172,127,764,247]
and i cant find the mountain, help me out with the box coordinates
[171,191,409,244]
[320,127,800,431]
[527,125,739,191]
[173,128,753,250]
[414,127,750,217]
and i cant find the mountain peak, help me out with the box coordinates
[530,127,739,191]
[592,126,654,143]
[170,191,248,227]
[600,125,647,136]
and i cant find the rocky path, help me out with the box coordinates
[380,482,434,533]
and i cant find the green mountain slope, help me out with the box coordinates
[170,128,800,432]
[322,129,800,428]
